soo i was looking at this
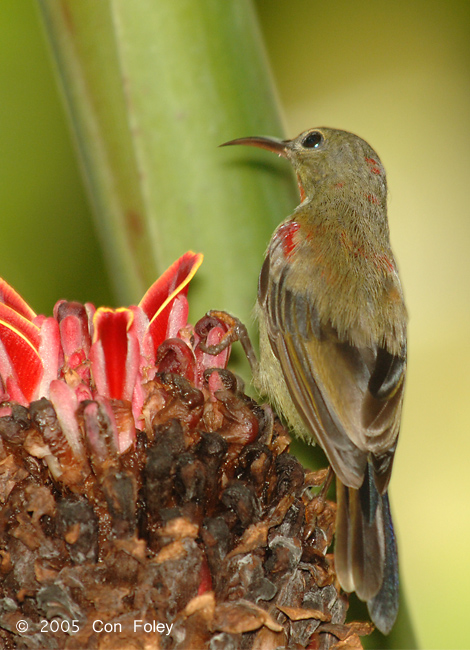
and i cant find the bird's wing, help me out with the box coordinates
[259,249,405,491]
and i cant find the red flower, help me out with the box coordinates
[0,252,231,458]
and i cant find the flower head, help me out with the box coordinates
[0,252,230,462]
[0,253,370,649]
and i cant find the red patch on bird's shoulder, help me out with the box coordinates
[274,221,300,259]
[365,157,382,175]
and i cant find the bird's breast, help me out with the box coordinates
[267,219,406,354]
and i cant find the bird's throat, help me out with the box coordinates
[296,174,306,203]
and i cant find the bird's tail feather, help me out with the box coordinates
[335,463,399,635]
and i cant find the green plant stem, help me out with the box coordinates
[38,0,297,328]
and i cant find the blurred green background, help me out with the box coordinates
[1,1,470,648]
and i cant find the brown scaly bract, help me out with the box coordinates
[0,340,372,649]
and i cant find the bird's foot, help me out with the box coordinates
[198,310,259,375]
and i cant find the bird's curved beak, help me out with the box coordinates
[219,136,289,158]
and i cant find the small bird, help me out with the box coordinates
[221,128,407,634]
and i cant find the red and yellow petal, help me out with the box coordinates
[140,251,203,352]
[0,303,43,402]
[90,308,140,401]
[0,277,36,321]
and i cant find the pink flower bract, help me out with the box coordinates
[0,252,231,456]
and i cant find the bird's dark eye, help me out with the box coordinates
[302,131,323,149]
